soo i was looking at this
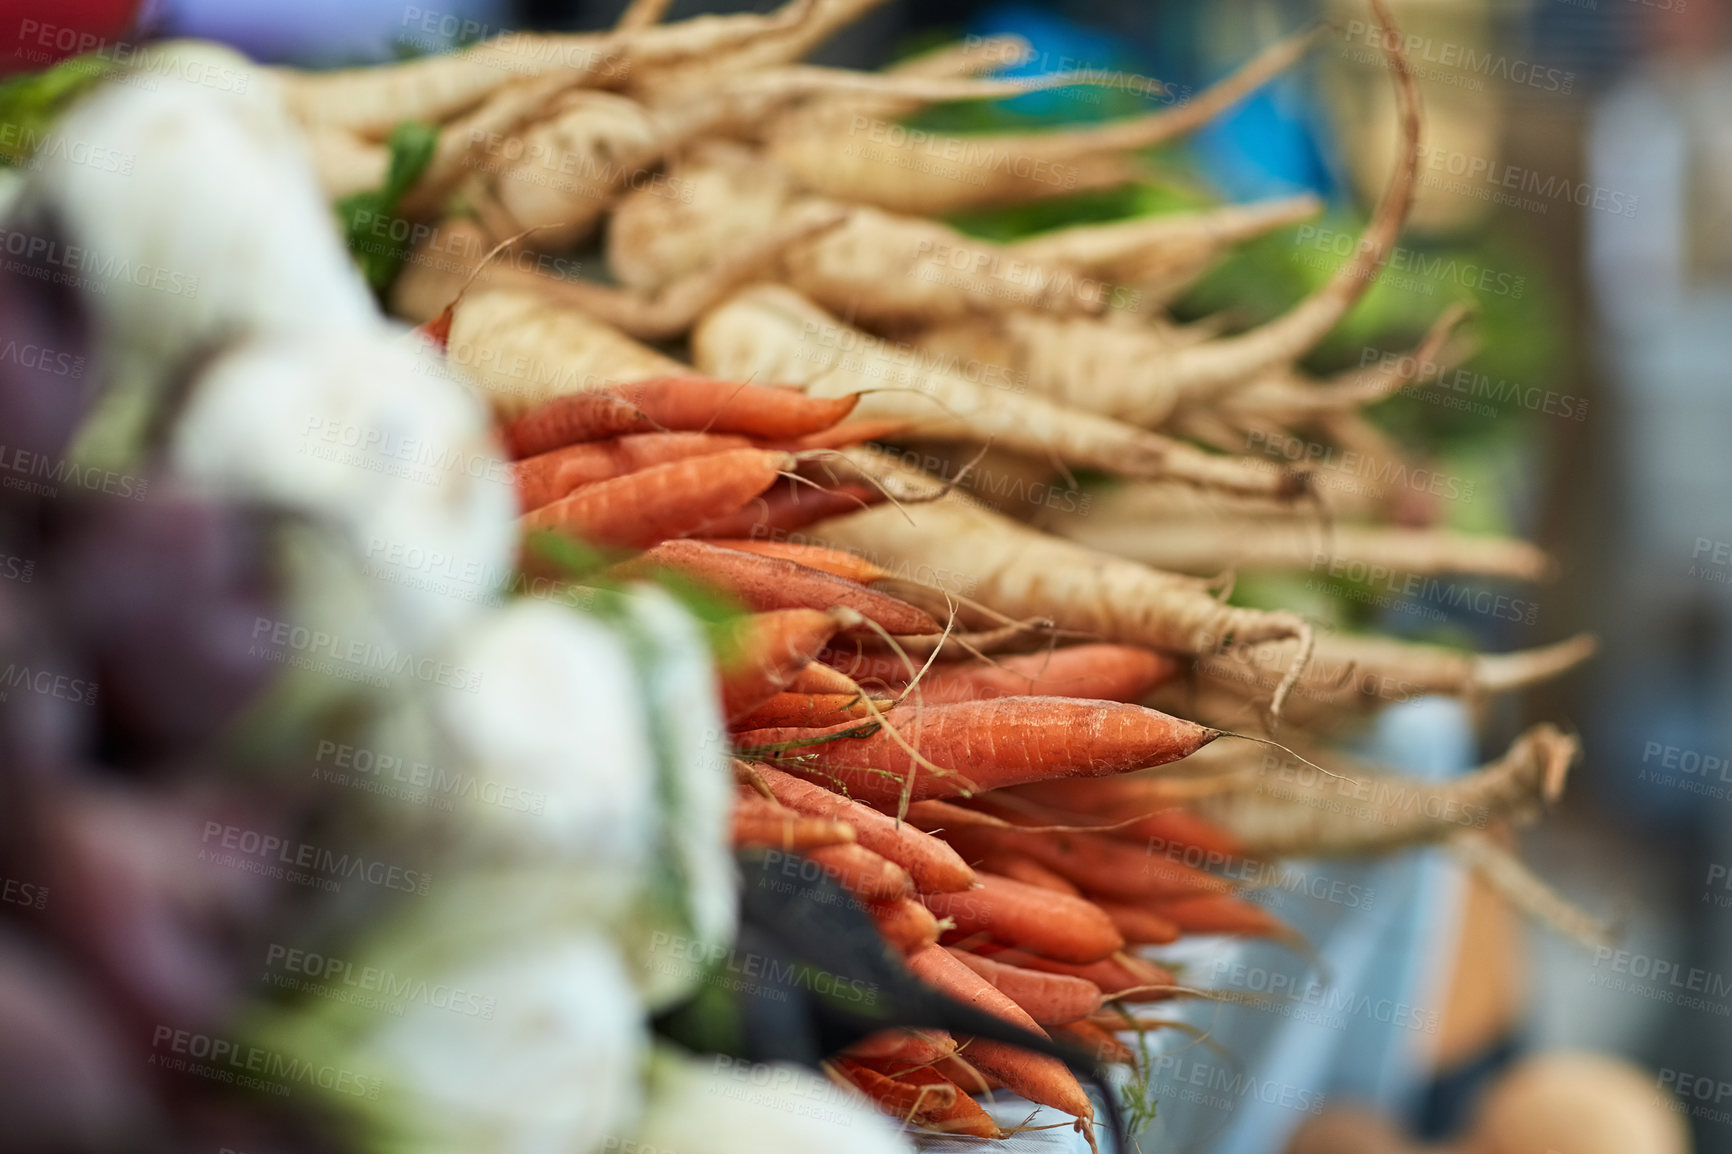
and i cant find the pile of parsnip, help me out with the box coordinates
[281,0,1602,1142]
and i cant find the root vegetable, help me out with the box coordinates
[513,432,753,509]
[736,697,1221,805]
[804,843,914,902]
[523,448,792,548]
[713,609,849,721]
[946,949,1105,1026]
[921,874,1124,964]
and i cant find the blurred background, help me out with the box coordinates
[5,0,1730,1150]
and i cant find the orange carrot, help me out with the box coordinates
[500,392,656,458]
[921,873,1124,964]
[736,697,1220,806]
[523,448,791,549]
[701,538,890,584]
[773,418,910,452]
[1148,892,1296,941]
[973,946,1175,1000]
[626,539,940,634]
[513,431,753,510]
[713,609,848,721]
[934,1054,1002,1094]
[973,854,1083,897]
[940,825,1234,902]
[855,1064,1003,1139]
[804,843,913,903]
[1056,1020,1137,1067]
[1092,900,1182,946]
[867,896,941,953]
[905,942,1049,1037]
[731,792,856,851]
[838,1061,957,1126]
[956,1038,1094,1122]
[609,376,859,439]
[783,661,866,696]
[752,764,978,893]
[843,1028,956,1066]
[905,645,1182,704]
[1103,807,1248,861]
[691,481,884,538]
[946,948,1105,1026]
[730,692,877,730]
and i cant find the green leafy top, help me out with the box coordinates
[0,52,117,165]
[334,120,439,294]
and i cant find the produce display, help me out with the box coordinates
[0,0,1610,1151]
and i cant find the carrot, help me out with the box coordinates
[1055,1021,1137,1067]
[954,1037,1094,1123]
[842,1028,956,1066]
[602,376,856,440]
[854,1065,1003,1139]
[904,943,1048,1037]
[735,697,1220,806]
[713,609,848,721]
[1146,892,1295,941]
[946,948,1105,1026]
[523,448,792,548]
[898,645,1182,705]
[783,661,867,696]
[1091,901,1182,946]
[501,391,656,458]
[837,1061,957,1126]
[700,538,889,584]
[866,896,940,953]
[773,418,910,452]
[623,539,941,635]
[974,854,1083,898]
[933,1054,1001,1094]
[731,794,857,850]
[751,764,979,893]
[800,844,912,904]
[729,692,876,730]
[691,480,884,538]
[512,431,754,509]
[973,946,1175,1001]
[938,826,1233,902]
[921,873,1124,965]
[904,946,1095,1121]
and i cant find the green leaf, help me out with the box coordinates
[334,120,439,294]
[0,53,116,166]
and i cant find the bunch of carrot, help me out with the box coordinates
[287,0,1605,1141]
